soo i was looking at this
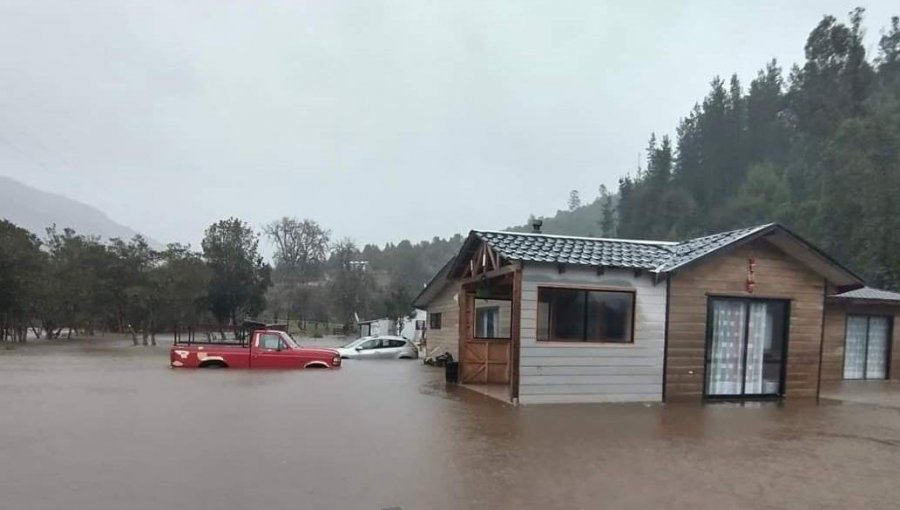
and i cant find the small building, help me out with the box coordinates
[414,222,870,404]
[356,310,427,342]
[822,287,900,382]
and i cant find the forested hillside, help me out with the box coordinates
[616,10,900,288]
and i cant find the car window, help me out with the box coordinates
[387,339,406,348]
[358,339,380,350]
[259,333,282,350]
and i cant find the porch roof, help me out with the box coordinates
[829,286,900,304]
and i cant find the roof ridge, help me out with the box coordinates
[675,223,775,247]
[473,229,678,247]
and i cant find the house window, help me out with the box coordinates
[843,314,892,380]
[537,288,634,343]
[474,299,511,339]
[429,312,442,330]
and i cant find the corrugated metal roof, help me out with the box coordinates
[831,286,900,302]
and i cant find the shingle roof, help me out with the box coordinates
[654,224,774,272]
[415,223,863,307]
[470,224,776,273]
[831,286,900,302]
[472,230,675,270]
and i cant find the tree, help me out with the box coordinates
[263,217,330,283]
[153,244,211,334]
[598,185,616,237]
[0,220,45,342]
[108,235,157,345]
[202,218,271,328]
[328,238,374,332]
[568,190,581,211]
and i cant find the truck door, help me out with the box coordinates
[253,332,297,368]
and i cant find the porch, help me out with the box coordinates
[455,242,522,403]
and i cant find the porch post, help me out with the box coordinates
[510,268,523,403]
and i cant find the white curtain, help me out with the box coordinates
[865,317,889,379]
[708,301,746,395]
[744,303,770,394]
[843,316,869,379]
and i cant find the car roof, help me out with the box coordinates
[358,335,410,342]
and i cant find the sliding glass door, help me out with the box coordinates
[843,315,891,380]
[705,298,789,398]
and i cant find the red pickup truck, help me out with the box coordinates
[170,327,341,369]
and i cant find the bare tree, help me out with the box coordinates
[264,217,331,283]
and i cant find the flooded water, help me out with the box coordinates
[2,338,900,510]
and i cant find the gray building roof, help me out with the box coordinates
[830,286,900,303]
[414,223,865,308]
[472,230,675,270]
[470,224,775,273]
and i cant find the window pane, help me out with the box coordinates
[746,301,785,395]
[866,317,889,379]
[429,313,442,330]
[548,289,585,341]
[707,300,746,395]
[585,291,633,343]
[474,300,511,339]
[260,334,281,349]
[844,316,868,379]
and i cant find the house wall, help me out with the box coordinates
[822,302,900,381]
[517,265,667,404]
[665,239,826,400]
[425,282,461,359]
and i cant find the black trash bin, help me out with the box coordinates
[445,361,459,383]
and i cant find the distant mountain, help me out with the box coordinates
[0,175,161,247]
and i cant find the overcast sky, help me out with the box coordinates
[0,1,896,249]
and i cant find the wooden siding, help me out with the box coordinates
[665,239,826,400]
[425,282,460,360]
[822,302,900,381]
[517,265,667,404]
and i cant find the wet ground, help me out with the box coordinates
[2,337,900,510]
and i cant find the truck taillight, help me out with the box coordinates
[332,355,341,367]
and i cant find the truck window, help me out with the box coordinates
[259,333,282,350]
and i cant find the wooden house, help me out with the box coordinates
[414,222,871,404]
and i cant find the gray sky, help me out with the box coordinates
[0,1,896,249]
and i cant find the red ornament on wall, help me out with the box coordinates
[746,255,756,293]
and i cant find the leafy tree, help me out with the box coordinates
[0,220,45,341]
[328,238,374,332]
[598,185,616,237]
[568,190,582,211]
[202,218,271,328]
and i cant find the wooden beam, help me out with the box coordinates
[458,263,521,286]
[510,268,522,404]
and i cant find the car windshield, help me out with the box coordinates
[340,338,366,348]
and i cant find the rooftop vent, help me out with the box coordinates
[532,219,543,233]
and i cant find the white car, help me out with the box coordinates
[336,336,419,360]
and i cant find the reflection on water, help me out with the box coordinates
[1,338,899,510]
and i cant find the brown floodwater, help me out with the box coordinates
[2,337,900,510]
